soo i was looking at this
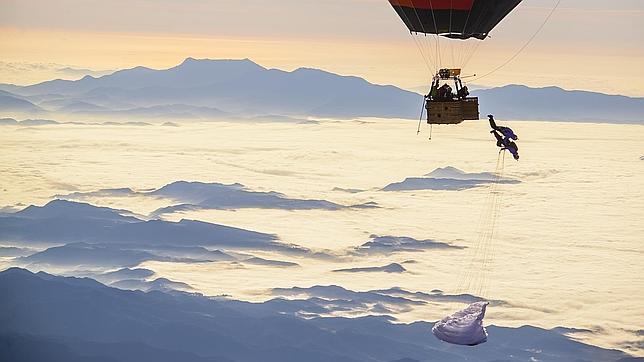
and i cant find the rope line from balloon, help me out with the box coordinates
[471,0,562,83]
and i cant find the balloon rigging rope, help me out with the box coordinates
[427,0,442,69]
[449,0,455,66]
[406,2,440,81]
[398,5,435,74]
[453,150,506,301]
[458,2,489,72]
[405,0,559,82]
[410,0,435,68]
[471,0,562,82]
[417,97,426,135]
[414,35,436,74]
[462,41,482,70]
[478,151,506,298]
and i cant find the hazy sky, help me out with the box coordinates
[1,0,642,95]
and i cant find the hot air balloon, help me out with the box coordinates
[388,0,522,124]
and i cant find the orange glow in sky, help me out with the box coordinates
[1,0,642,95]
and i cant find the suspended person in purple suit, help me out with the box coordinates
[491,129,520,160]
[488,114,518,140]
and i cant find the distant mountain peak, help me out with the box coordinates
[16,199,139,222]
[0,267,33,277]
[176,57,265,70]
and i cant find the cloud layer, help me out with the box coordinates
[350,235,463,256]
[56,180,378,216]
[383,167,520,192]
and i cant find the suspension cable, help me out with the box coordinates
[460,1,489,70]
[455,2,474,68]
[417,96,426,135]
[462,40,482,70]
[449,0,455,66]
[427,0,442,70]
[410,2,438,75]
[398,5,435,72]
[471,0,562,82]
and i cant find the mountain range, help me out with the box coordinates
[0,268,635,362]
[0,58,642,123]
[0,58,419,120]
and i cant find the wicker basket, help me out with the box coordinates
[426,97,480,125]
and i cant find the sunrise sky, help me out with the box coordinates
[1,0,642,95]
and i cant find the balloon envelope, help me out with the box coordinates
[388,0,522,40]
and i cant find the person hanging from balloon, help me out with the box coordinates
[488,115,519,160]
